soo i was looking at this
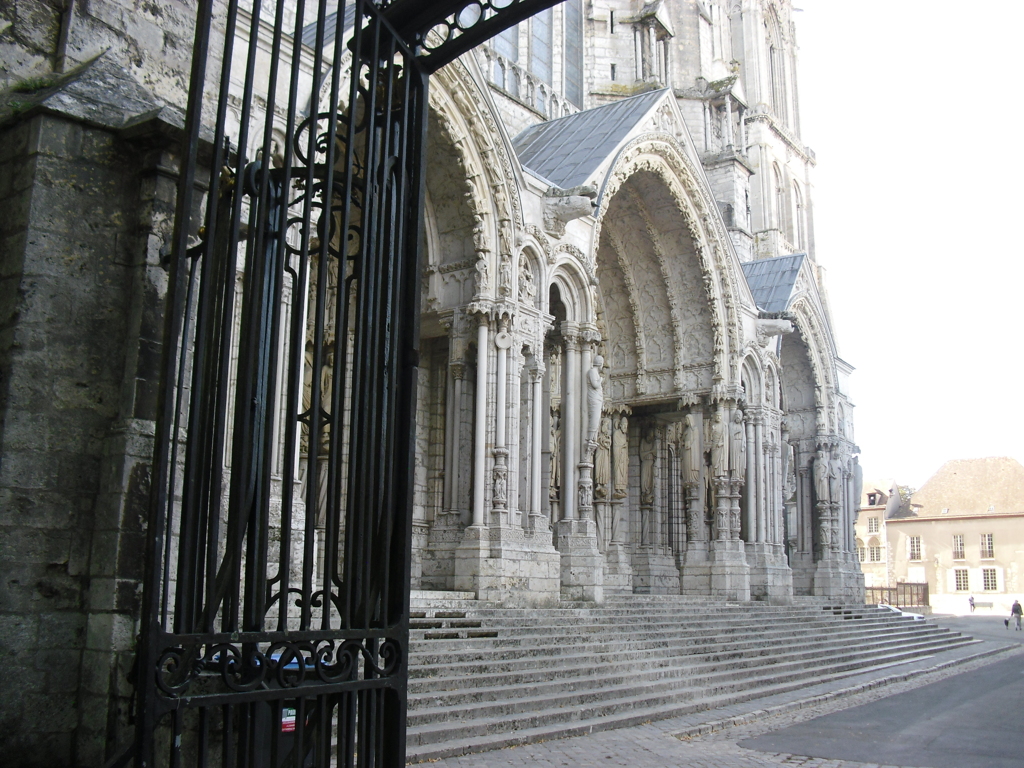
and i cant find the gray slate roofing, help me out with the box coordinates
[513,89,667,188]
[301,6,353,48]
[741,254,805,313]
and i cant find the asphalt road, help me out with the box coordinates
[739,649,1024,768]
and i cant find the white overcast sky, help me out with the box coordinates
[792,1,1024,488]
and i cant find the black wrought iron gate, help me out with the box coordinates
[133,1,559,766]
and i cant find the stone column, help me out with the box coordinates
[530,362,545,531]
[491,319,510,524]
[738,105,747,153]
[561,324,579,521]
[755,415,766,542]
[445,362,466,523]
[724,93,734,149]
[471,314,489,527]
[703,101,712,150]
[743,418,755,540]
[577,335,594,523]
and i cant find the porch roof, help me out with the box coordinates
[512,89,668,189]
[741,253,805,313]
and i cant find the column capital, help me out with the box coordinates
[466,301,494,322]
[450,361,467,380]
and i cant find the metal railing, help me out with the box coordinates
[866,583,929,609]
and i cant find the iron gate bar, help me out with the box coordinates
[135,0,566,765]
[382,0,564,73]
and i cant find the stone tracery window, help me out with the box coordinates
[564,0,584,107]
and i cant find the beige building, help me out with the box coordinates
[857,458,1024,615]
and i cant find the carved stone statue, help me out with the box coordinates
[828,452,843,506]
[519,258,536,302]
[683,413,701,486]
[612,413,629,499]
[585,355,604,443]
[475,257,489,293]
[640,424,656,506]
[853,456,864,513]
[594,414,612,499]
[729,408,746,479]
[498,254,512,296]
[814,448,830,503]
[709,409,727,479]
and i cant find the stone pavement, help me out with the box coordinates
[413,616,1022,768]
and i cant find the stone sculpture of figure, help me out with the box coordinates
[519,258,536,302]
[814,448,830,503]
[853,456,864,513]
[493,469,507,504]
[499,254,512,296]
[828,452,843,506]
[549,409,561,500]
[594,414,612,499]
[585,355,604,443]
[640,424,656,506]
[729,408,746,480]
[683,413,701,486]
[612,413,629,499]
[709,409,727,478]
[475,257,489,293]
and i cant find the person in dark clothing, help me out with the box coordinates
[1011,600,1022,631]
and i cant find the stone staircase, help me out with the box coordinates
[406,593,976,762]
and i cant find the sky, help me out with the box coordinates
[792,1,1024,488]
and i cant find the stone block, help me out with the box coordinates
[0,526,72,564]
[35,117,84,160]
[34,648,80,692]
[79,648,115,696]
[0,613,39,651]
[23,692,77,732]
[85,610,134,652]
[37,611,87,649]
[0,121,34,164]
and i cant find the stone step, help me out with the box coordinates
[408,618,941,663]
[404,654,945,763]
[406,645,958,748]
[408,633,972,712]
[405,597,972,761]
[407,627,968,690]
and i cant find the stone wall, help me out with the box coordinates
[0,68,178,761]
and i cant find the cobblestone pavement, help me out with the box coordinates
[417,647,1023,768]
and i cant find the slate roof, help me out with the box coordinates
[740,254,805,313]
[301,5,353,48]
[513,89,668,188]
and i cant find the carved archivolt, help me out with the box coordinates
[433,61,523,230]
[788,296,838,433]
[593,135,741,392]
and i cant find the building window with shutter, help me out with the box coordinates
[955,569,969,591]
[983,568,998,591]
[909,536,921,561]
[981,533,994,559]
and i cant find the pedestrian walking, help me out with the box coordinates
[969,595,975,612]
[1011,600,1022,631]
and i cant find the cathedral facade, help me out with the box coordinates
[0,0,862,762]
[407,0,863,605]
